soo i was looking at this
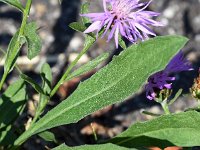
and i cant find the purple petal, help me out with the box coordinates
[165,50,193,73]
[135,23,156,36]
[81,13,105,19]
[164,83,172,89]
[145,50,193,100]
[114,23,120,48]
[136,0,152,13]
[101,16,114,38]
[107,22,117,41]
[140,11,161,16]
[81,0,163,48]
[84,21,102,33]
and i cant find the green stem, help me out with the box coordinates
[0,0,32,91]
[25,41,94,142]
[13,37,95,148]
[31,38,94,127]
[50,38,95,97]
[30,38,94,129]
[161,99,170,115]
[30,97,48,127]
[24,38,94,144]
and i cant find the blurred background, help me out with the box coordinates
[0,0,200,149]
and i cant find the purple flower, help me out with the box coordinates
[165,50,193,73]
[145,51,193,100]
[81,0,163,48]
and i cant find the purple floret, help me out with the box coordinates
[165,50,193,73]
[145,50,193,100]
[81,0,163,48]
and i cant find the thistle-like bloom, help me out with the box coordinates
[81,0,163,48]
[145,51,193,100]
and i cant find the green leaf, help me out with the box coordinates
[38,131,57,143]
[20,74,44,95]
[66,53,109,81]
[69,22,95,38]
[81,2,90,25]
[24,22,42,60]
[0,48,5,63]
[69,22,87,33]
[40,63,52,95]
[109,111,200,148]
[0,125,17,146]
[14,35,188,144]
[0,79,27,146]
[0,0,24,11]
[35,63,52,117]
[0,79,27,129]
[4,31,25,73]
[52,143,137,150]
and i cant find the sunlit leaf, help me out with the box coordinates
[14,36,188,145]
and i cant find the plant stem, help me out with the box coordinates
[30,38,94,128]
[0,0,32,91]
[25,38,94,143]
[13,37,95,148]
[30,97,48,127]
[50,37,95,97]
[161,99,170,115]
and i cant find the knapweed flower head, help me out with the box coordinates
[81,0,163,48]
[145,50,193,100]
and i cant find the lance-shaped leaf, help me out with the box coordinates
[20,74,44,94]
[69,2,94,38]
[0,79,27,130]
[14,35,188,145]
[52,143,137,150]
[4,31,25,73]
[0,125,17,146]
[35,63,52,117]
[40,63,52,95]
[109,111,200,148]
[24,22,42,60]
[38,131,57,143]
[69,22,95,39]
[0,80,27,146]
[0,0,24,11]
